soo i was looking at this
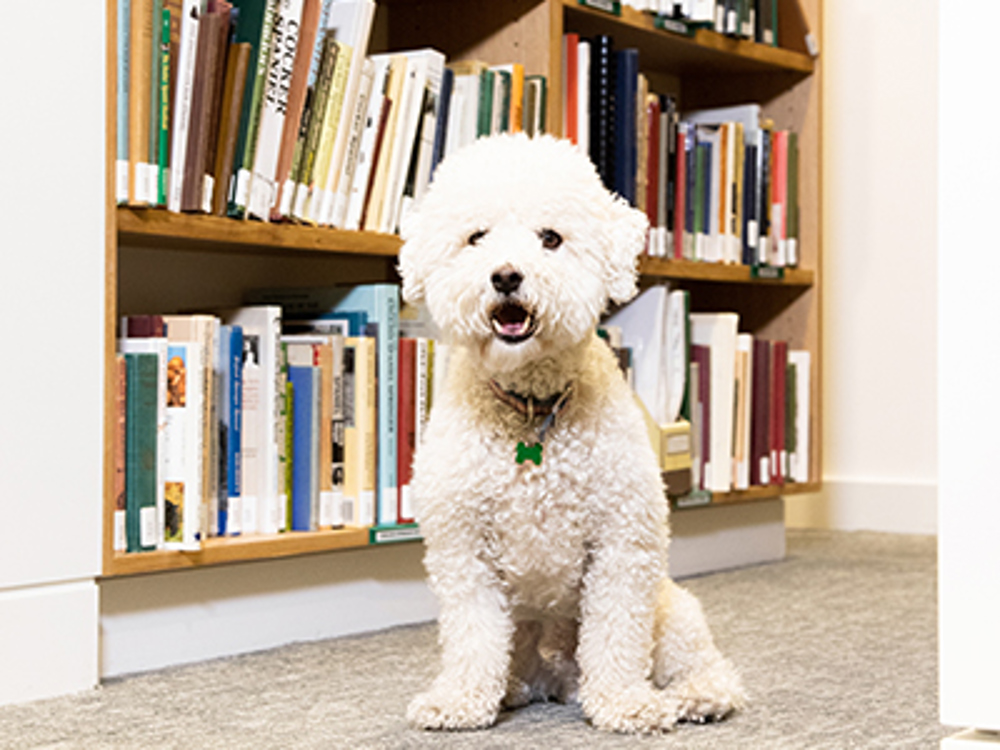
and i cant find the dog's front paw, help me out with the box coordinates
[407,688,501,731]
[584,685,681,734]
[666,658,747,724]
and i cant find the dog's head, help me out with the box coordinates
[398,133,648,373]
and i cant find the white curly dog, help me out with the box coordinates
[398,133,745,733]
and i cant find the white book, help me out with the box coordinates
[162,342,204,550]
[690,312,739,493]
[788,350,811,484]
[167,0,200,213]
[315,0,376,225]
[576,39,590,155]
[247,0,306,220]
[343,55,391,231]
[443,75,470,156]
[218,306,283,535]
[734,333,754,490]
[380,50,433,235]
[398,49,446,230]
[603,285,672,424]
[666,289,689,425]
[118,337,169,548]
[330,56,376,227]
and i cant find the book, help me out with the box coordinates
[162,342,205,549]
[270,0,322,220]
[247,0,306,220]
[788,349,810,484]
[119,336,169,547]
[129,0,154,205]
[113,356,128,551]
[342,336,376,527]
[523,74,548,137]
[288,364,321,530]
[343,54,391,231]
[166,0,202,212]
[398,49,447,230]
[124,352,159,552]
[690,313,739,492]
[690,344,710,490]
[589,34,615,192]
[218,306,283,535]
[248,284,399,526]
[362,53,407,232]
[229,0,279,217]
[603,284,673,425]
[397,337,416,525]
[770,339,788,484]
[750,336,771,486]
[733,333,754,490]
[211,42,253,215]
[328,56,376,227]
[181,5,227,213]
[116,0,131,203]
[613,47,639,205]
[163,315,220,541]
[219,324,244,536]
[563,33,578,145]
[155,8,171,206]
[315,0,376,226]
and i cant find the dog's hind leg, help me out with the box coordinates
[505,618,580,707]
[504,620,544,708]
[652,579,747,723]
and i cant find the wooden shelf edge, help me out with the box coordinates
[102,526,373,578]
[702,481,821,507]
[117,207,403,258]
[565,0,814,74]
[639,257,813,286]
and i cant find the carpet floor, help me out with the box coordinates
[0,529,954,749]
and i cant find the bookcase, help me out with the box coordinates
[103,0,822,577]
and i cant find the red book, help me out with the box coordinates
[645,95,661,232]
[751,337,771,486]
[397,338,417,524]
[673,126,687,260]
[563,33,579,144]
[770,340,788,485]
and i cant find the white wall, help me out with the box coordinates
[938,0,1000,734]
[0,5,106,704]
[786,0,939,534]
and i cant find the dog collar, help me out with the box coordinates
[488,379,574,466]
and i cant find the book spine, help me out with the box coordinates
[230,0,280,218]
[157,8,170,206]
[288,364,314,530]
[114,356,128,552]
[290,33,339,220]
[167,0,200,212]
[397,338,416,525]
[125,353,161,552]
[212,43,252,215]
[247,0,305,220]
[128,0,153,205]
[330,56,376,227]
[117,0,131,204]
[613,48,639,206]
[226,325,244,535]
[148,0,163,206]
[304,40,353,224]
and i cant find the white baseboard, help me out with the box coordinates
[0,580,99,707]
[100,543,438,679]
[669,499,786,579]
[785,478,937,535]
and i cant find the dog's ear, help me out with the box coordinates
[604,196,650,305]
[397,209,426,305]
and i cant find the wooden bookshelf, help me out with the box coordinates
[104,0,823,577]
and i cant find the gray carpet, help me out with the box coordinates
[1,530,954,749]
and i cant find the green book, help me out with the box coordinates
[228,0,279,217]
[157,8,170,206]
[477,69,494,138]
[787,131,799,264]
[125,353,159,553]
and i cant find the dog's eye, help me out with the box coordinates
[467,229,487,246]
[539,229,563,250]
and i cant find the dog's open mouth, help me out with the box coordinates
[491,302,537,344]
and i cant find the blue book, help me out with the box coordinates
[246,284,400,526]
[116,0,130,203]
[613,48,640,205]
[219,325,244,536]
[289,365,321,531]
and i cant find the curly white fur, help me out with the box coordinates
[399,133,745,733]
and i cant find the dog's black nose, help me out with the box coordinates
[491,267,523,296]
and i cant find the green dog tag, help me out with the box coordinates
[516,441,543,466]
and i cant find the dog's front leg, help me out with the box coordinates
[577,539,680,733]
[407,544,513,730]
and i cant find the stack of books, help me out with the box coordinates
[115,0,548,235]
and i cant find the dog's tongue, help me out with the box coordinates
[493,304,531,337]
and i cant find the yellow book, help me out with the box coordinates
[302,41,353,224]
[344,336,376,527]
[362,54,407,232]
